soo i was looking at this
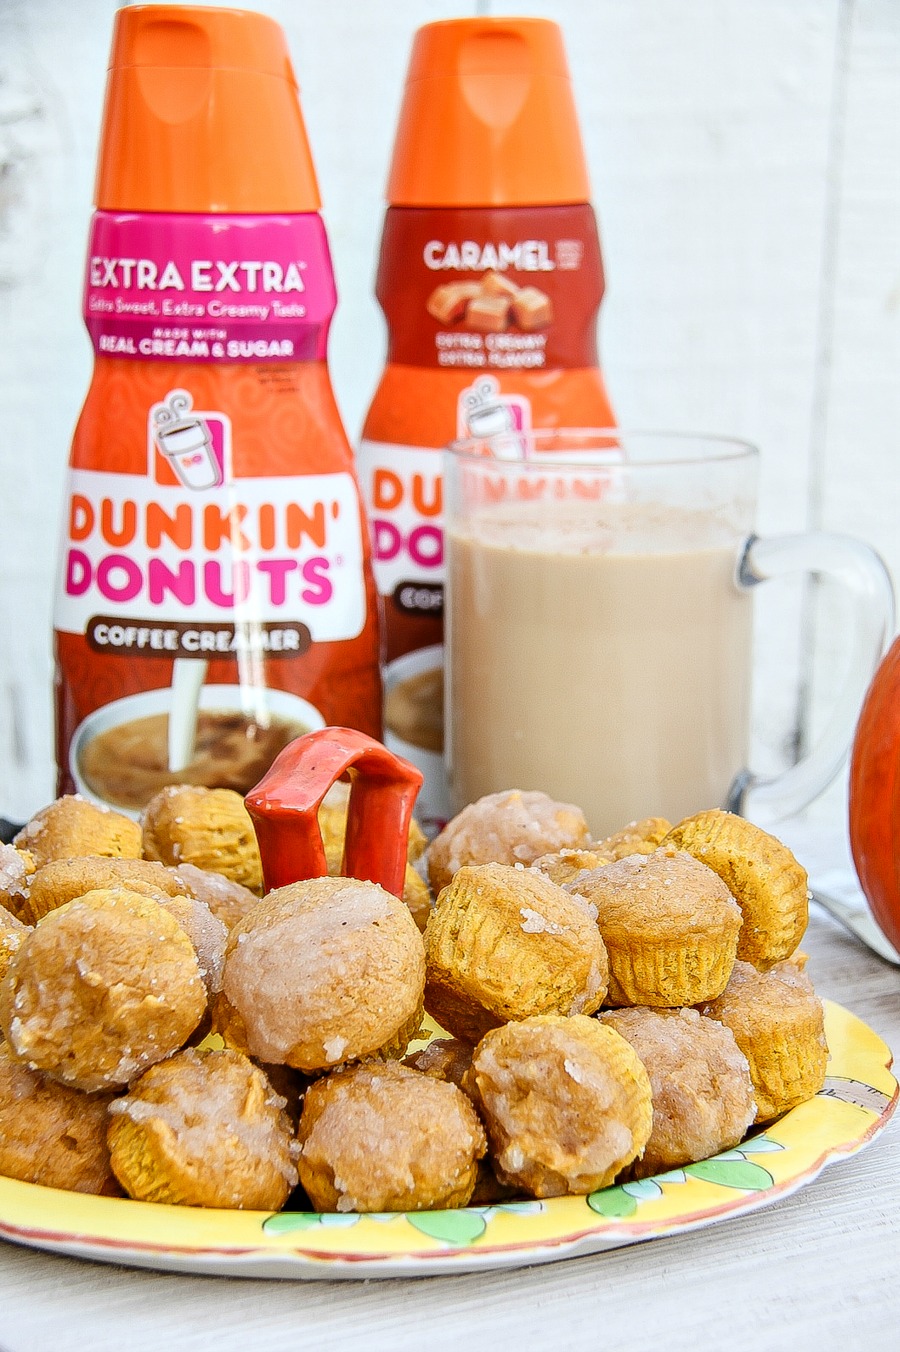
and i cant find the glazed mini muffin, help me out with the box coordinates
[141,785,263,894]
[0,905,29,986]
[0,843,34,921]
[403,1037,474,1090]
[568,847,742,1007]
[152,892,227,996]
[701,959,828,1121]
[601,1006,756,1177]
[0,1043,120,1195]
[531,847,611,888]
[215,875,425,1073]
[593,817,672,861]
[423,863,608,1043]
[464,1015,653,1197]
[663,809,808,968]
[0,888,207,1091]
[107,1047,298,1209]
[531,817,671,888]
[173,863,260,931]
[428,789,591,895]
[297,1060,486,1212]
[21,855,184,926]
[13,795,141,869]
[16,856,226,996]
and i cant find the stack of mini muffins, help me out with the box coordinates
[0,784,827,1212]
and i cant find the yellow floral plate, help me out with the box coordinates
[0,1000,894,1280]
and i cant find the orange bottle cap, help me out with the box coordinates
[95,4,320,213]
[387,17,590,208]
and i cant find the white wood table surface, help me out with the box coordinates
[0,815,897,1352]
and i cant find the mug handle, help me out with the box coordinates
[726,532,895,820]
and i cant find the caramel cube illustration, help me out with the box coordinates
[465,293,511,332]
[510,287,553,330]
[480,270,520,298]
[426,282,482,324]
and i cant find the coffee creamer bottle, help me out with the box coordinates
[55,4,382,813]
[358,17,615,829]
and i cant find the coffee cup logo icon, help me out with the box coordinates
[458,377,531,457]
[462,378,515,438]
[152,389,223,490]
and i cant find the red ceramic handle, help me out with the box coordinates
[244,727,423,898]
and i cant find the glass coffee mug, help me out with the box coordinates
[444,430,894,837]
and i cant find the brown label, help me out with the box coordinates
[84,615,312,659]
[391,581,444,620]
[376,204,604,371]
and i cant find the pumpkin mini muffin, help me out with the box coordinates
[531,816,671,888]
[593,817,672,861]
[215,876,425,1073]
[0,888,206,1092]
[568,847,742,1007]
[297,1060,486,1213]
[663,809,808,968]
[21,854,184,926]
[0,905,29,986]
[107,1047,298,1210]
[423,863,608,1044]
[13,795,141,869]
[173,863,260,931]
[601,1006,756,1177]
[0,843,34,921]
[141,785,263,894]
[531,847,612,888]
[701,959,828,1122]
[428,789,591,895]
[14,856,225,997]
[465,1015,653,1197]
[152,892,227,996]
[0,1043,120,1195]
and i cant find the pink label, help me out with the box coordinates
[84,212,337,362]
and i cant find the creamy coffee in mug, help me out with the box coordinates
[445,431,893,836]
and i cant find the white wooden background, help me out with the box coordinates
[0,0,897,827]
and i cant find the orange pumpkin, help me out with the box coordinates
[849,636,900,953]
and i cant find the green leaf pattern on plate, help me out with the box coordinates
[586,1136,784,1219]
[262,1139,784,1240]
[623,1178,665,1200]
[587,1185,639,1219]
[492,1200,545,1216]
[406,1210,488,1245]
[684,1158,774,1190]
[737,1134,785,1153]
[262,1211,330,1235]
